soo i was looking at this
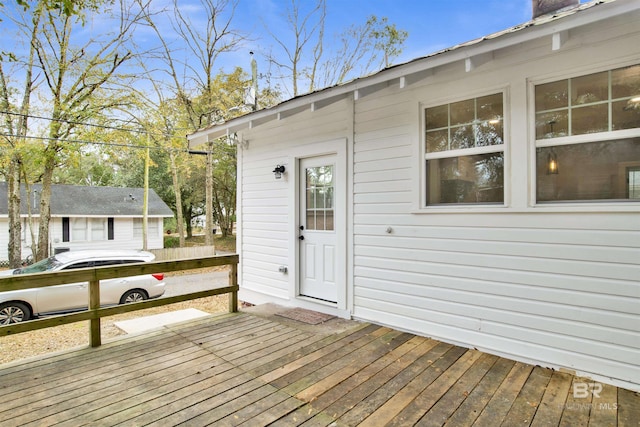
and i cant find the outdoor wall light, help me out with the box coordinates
[273,164,286,179]
[547,150,559,175]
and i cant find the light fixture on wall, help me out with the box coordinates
[547,149,559,175]
[273,164,286,179]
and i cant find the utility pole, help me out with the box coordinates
[143,135,150,251]
[250,51,258,111]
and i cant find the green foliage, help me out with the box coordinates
[163,235,180,248]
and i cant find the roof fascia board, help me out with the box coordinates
[188,0,631,146]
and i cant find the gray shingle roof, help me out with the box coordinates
[0,183,174,217]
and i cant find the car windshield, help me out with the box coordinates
[15,257,63,274]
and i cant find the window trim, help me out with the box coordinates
[420,89,509,209]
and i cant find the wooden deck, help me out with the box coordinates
[0,310,638,426]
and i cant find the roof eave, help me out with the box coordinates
[188,0,629,147]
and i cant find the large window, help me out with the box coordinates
[535,64,640,202]
[424,92,505,205]
[68,218,109,241]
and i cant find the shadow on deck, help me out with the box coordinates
[1,304,638,426]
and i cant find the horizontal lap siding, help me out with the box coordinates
[351,33,640,387]
[239,102,351,302]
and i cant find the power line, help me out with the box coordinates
[0,110,190,138]
[0,132,186,152]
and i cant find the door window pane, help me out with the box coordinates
[305,165,334,231]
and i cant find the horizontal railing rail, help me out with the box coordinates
[0,254,239,347]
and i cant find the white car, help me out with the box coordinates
[0,250,165,324]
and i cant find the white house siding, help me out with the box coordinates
[49,217,165,252]
[0,217,165,261]
[222,7,640,390]
[237,101,352,306]
[351,12,640,391]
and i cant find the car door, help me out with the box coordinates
[35,261,93,314]
[92,259,134,305]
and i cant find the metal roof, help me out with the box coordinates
[188,0,632,147]
[0,183,174,217]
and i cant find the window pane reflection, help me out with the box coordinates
[535,64,640,139]
[425,93,504,153]
[426,153,504,204]
[536,138,640,201]
[572,104,608,135]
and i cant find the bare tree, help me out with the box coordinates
[265,1,407,96]
[264,0,326,97]
[139,0,245,246]
[30,0,145,260]
[0,1,45,267]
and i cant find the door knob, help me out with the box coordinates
[299,235,305,240]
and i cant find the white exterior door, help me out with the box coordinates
[299,156,338,302]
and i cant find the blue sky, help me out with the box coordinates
[223,0,589,95]
[1,0,590,99]
[237,0,535,64]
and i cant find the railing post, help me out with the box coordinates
[89,279,101,347]
[229,262,238,313]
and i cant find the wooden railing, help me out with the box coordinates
[0,254,239,347]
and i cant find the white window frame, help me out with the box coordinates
[531,63,640,207]
[421,90,508,209]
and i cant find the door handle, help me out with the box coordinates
[299,235,305,240]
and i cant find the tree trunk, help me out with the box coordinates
[36,154,55,261]
[205,141,214,247]
[185,205,193,239]
[7,159,22,268]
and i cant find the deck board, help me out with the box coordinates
[0,311,638,426]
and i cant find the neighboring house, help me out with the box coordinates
[0,183,174,261]
[188,0,640,391]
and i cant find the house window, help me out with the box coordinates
[72,218,87,241]
[629,167,640,199]
[64,217,111,241]
[133,218,159,238]
[535,64,640,202]
[91,218,106,241]
[424,92,505,205]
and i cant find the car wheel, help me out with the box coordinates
[0,302,31,324]
[119,289,148,304]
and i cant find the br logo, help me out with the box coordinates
[573,382,602,399]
